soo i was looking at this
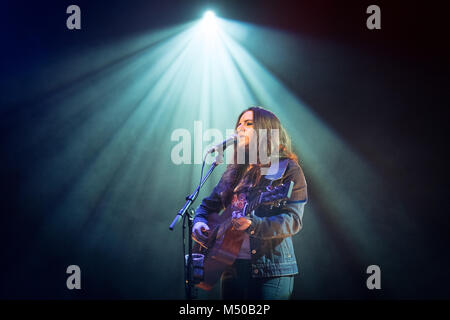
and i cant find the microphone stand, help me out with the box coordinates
[169,151,224,300]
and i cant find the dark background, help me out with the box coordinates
[0,0,449,299]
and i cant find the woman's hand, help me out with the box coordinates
[192,222,210,243]
[231,211,252,231]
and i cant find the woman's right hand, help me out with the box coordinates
[192,222,209,242]
[192,222,210,243]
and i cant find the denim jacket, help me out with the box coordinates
[193,158,308,278]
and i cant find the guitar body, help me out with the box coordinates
[193,207,246,290]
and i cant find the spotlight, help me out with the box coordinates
[203,10,216,21]
[201,10,218,35]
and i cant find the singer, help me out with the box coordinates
[192,106,308,300]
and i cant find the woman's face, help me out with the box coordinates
[236,110,255,149]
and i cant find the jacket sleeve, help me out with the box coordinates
[193,178,225,226]
[245,160,308,240]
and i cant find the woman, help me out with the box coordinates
[192,106,307,300]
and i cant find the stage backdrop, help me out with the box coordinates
[1,0,448,299]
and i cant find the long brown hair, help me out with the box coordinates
[219,106,298,207]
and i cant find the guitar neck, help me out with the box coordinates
[243,181,294,216]
[244,192,265,216]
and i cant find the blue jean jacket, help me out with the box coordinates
[244,200,306,277]
[194,159,308,278]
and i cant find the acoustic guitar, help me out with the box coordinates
[192,180,294,290]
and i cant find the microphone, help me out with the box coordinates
[207,134,237,154]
